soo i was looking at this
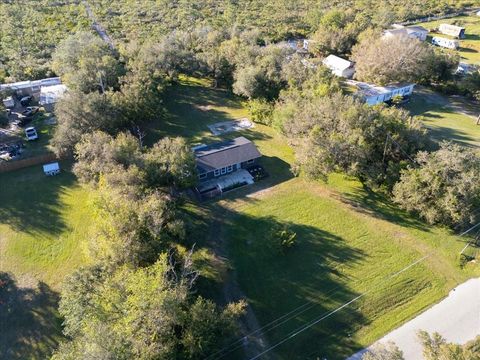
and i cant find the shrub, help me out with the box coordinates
[248,99,274,125]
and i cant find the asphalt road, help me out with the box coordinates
[347,278,480,360]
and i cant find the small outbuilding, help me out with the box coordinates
[43,162,60,176]
[322,55,355,78]
[438,24,466,39]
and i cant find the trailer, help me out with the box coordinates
[431,36,459,50]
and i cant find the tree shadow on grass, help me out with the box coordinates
[0,166,75,236]
[0,273,63,360]
[221,211,368,359]
[338,183,430,232]
[145,80,249,145]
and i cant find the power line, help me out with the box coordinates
[245,220,480,360]
[247,256,429,360]
[209,218,480,360]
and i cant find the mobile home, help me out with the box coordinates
[438,24,465,39]
[350,81,415,106]
[431,36,459,49]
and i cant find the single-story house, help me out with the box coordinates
[194,136,262,181]
[383,25,429,41]
[438,24,465,39]
[39,84,68,110]
[0,77,62,98]
[322,54,355,78]
[350,81,415,106]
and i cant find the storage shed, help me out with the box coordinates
[322,55,355,78]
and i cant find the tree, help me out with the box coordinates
[280,92,428,188]
[51,91,123,156]
[393,142,480,227]
[362,342,404,360]
[351,32,433,85]
[310,9,368,56]
[143,137,197,189]
[52,31,123,93]
[233,45,288,100]
[53,254,245,360]
[418,331,480,360]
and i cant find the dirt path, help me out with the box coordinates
[82,1,116,50]
[206,201,271,360]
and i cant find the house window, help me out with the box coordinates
[247,159,255,164]
[221,167,227,175]
[214,169,221,177]
[227,165,233,173]
[198,173,207,180]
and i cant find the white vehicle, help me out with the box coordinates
[431,36,459,50]
[25,126,38,141]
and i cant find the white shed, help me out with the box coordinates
[322,55,355,78]
[43,162,60,176]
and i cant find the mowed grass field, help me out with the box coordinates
[406,88,480,149]
[0,163,92,359]
[418,14,480,64]
[154,78,479,359]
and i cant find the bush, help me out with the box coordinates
[273,226,297,253]
[248,99,274,125]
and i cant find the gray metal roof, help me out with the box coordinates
[195,137,262,173]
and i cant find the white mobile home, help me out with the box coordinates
[322,55,355,78]
[0,77,62,98]
[350,81,415,106]
[432,36,459,49]
[438,24,465,39]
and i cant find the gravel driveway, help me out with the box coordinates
[347,278,480,360]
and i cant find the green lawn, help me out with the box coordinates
[152,78,479,359]
[0,163,92,359]
[417,15,480,64]
[406,89,480,149]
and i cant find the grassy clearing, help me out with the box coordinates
[417,14,480,64]
[406,89,480,148]
[0,163,92,359]
[154,78,479,359]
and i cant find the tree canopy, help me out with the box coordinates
[393,142,480,227]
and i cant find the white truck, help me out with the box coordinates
[431,36,459,50]
[25,126,38,141]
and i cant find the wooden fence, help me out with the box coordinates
[0,153,59,173]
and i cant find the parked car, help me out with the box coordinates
[25,126,38,141]
[21,106,39,117]
[20,95,33,107]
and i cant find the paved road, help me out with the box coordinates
[347,278,480,360]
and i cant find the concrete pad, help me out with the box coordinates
[207,118,254,135]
